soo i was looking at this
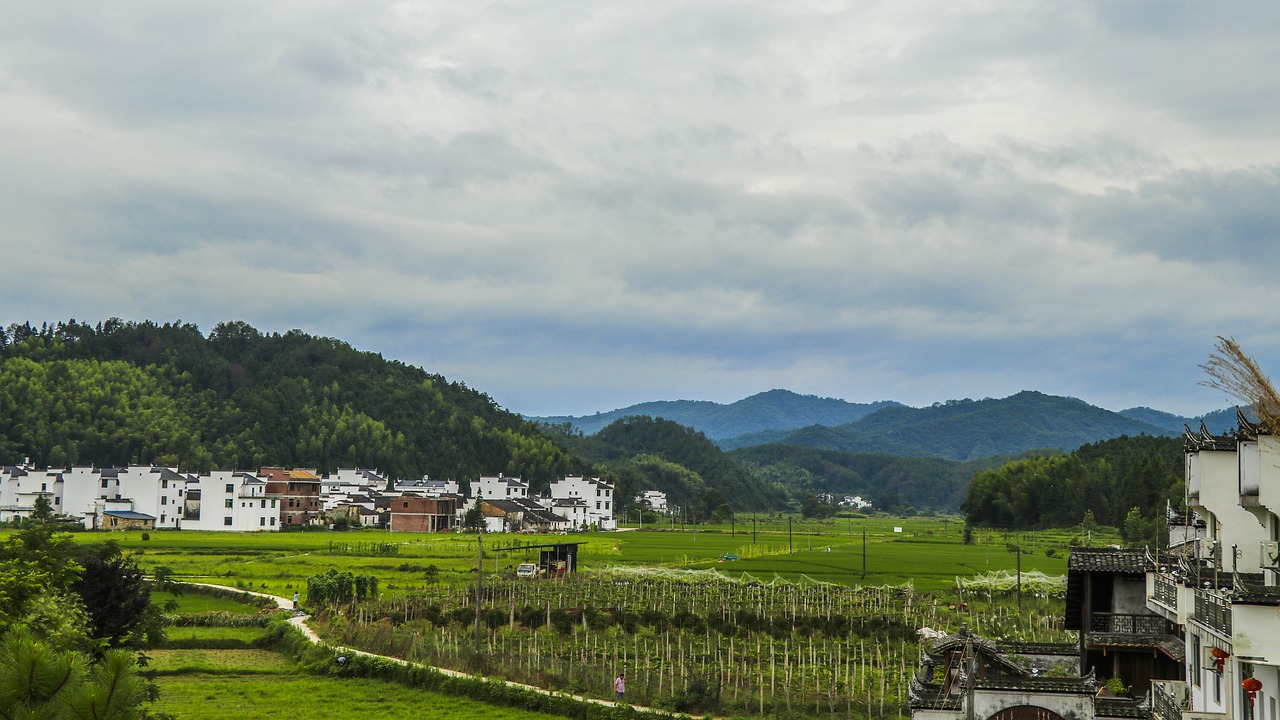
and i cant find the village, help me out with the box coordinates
[0,462,630,534]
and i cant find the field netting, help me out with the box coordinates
[955,569,1067,597]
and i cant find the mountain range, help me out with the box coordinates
[531,389,1236,461]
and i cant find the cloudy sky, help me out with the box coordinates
[3,1,1278,418]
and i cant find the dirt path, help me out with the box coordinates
[181,582,682,717]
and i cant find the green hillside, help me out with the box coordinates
[0,320,580,487]
[730,444,1010,513]
[545,416,785,512]
[763,391,1175,460]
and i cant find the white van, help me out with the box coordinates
[516,563,539,578]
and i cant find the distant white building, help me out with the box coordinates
[636,489,668,512]
[0,463,61,522]
[181,470,279,531]
[469,475,528,501]
[394,477,460,496]
[550,476,615,530]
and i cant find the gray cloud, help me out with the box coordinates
[2,0,1278,418]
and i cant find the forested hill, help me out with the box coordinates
[545,416,785,512]
[963,434,1184,531]
[726,391,1176,460]
[730,444,1009,513]
[530,389,898,440]
[0,320,581,486]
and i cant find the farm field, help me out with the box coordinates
[8,516,1106,719]
[48,514,1091,595]
[149,649,567,720]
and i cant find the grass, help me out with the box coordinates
[160,626,269,646]
[152,591,263,614]
[149,649,572,720]
[5,515,1116,596]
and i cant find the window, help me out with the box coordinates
[604,502,610,510]
[226,483,234,493]
[224,517,233,526]
[260,499,266,508]
[271,499,277,508]
[160,496,167,505]
[54,497,60,505]
[403,501,409,508]
[41,483,47,491]
[260,517,266,527]
[162,480,168,489]
[270,517,275,526]
[101,479,108,488]
[596,502,601,510]
[1191,635,1201,686]
[225,499,233,508]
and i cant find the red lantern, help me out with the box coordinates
[1243,677,1263,707]
[1210,647,1230,675]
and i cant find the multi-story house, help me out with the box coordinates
[388,494,461,532]
[261,467,322,526]
[181,470,279,531]
[0,463,62,522]
[469,475,528,501]
[550,476,615,530]
[1144,418,1280,720]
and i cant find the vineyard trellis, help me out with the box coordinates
[308,567,1069,718]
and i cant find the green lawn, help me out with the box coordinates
[149,649,567,720]
[152,591,264,614]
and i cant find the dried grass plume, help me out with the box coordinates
[1200,336,1280,435]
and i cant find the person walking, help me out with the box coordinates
[293,592,299,609]
[614,672,626,702]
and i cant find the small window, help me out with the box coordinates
[226,483,234,493]
[161,496,167,505]
[41,483,47,491]
[270,517,276,526]
[403,501,409,508]
[101,479,108,488]
[260,517,266,526]
[271,499,277,508]
[162,480,168,489]
[224,517,233,526]
[260,499,265,508]
[54,497,60,505]
[224,499,233,508]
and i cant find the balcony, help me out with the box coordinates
[1090,612,1176,635]
[1151,680,1188,720]
[1153,574,1178,610]
[1192,589,1232,637]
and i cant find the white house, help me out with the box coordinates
[469,475,528,501]
[550,476,615,530]
[179,470,279,531]
[636,490,668,512]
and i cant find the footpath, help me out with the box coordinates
[183,582,680,717]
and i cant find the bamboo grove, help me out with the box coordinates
[307,570,1069,718]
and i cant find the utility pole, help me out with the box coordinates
[788,517,793,553]
[1016,544,1022,614]
[753,515,757,545]
[474,532,483,656]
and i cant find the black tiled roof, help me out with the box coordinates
[1068,547,1152,573]
[1094,697,1148,719]
[1085,633,1185,662]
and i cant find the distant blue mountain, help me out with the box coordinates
[528,389,899,440]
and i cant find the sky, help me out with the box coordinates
[3,1,1279,418]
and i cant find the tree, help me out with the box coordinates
[463,502,485,532]
[71,543,163,648]
[0,628,155,720]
